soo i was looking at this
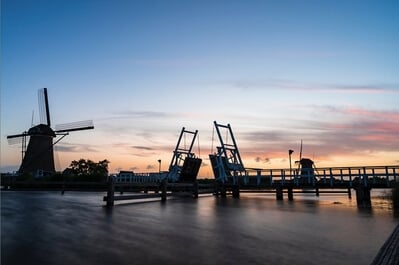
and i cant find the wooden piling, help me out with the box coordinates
[232,185,240,198]
[106,177,115,207]
[276,185,283,200]
[193,181,199,198]
[220,184,227,198]
[161,179,167,202]
[287,186,293,201]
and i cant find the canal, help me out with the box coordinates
[1,190,398,265]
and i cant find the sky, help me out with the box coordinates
[1,0,399,177]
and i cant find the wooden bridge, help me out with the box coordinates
[102,165,398,207]
[241,165,398,188]
[214,165,399,206]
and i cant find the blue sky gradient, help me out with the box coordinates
[2,0,399,175]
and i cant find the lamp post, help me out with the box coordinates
[289,150,294,180]
[158,159,161,173]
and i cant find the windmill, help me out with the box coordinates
[294,140,317,184]
[7,88,94,176]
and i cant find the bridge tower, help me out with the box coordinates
[209,121,245,185]
[167,127,202,182]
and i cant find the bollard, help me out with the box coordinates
[348,187,352,199]
[315,187,319,197]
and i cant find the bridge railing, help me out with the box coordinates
[113,172,168,184]
[242,165,398,188]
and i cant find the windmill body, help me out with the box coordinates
[7,88,94,177]
[19,124,56,175]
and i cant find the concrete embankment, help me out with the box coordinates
[371,224,399,265]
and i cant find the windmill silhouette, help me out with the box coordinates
[7,88,94,176]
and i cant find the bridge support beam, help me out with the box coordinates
[355,186,371,207]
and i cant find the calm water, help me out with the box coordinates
[1,190,398,265]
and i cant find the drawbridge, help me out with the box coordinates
[167,127,202,182]
[114,127,202,183]
[209,121,245,185]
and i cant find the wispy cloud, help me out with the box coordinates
[97,111,172,122]
[55,143,98,153]
[228,79,398,94]
[233,105,399,167]
[132,146,154,151]
[130,58,205,67]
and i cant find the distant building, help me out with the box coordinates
[115,171,135,183]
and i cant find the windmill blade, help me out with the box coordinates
[38,88,51,126]
[55,120,94,133]
[297,139,303,171]
[299,139,303,161]
[7,132,29,139]
[7,135,29,145]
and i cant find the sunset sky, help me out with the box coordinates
[1,0,398,177]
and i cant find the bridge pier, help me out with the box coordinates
[232,185,240,198]
[287,186,293,201]
[355,186,371,207]
[276,185,283,200]
[192,181,199,198]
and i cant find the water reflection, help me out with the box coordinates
[1,191,398,265]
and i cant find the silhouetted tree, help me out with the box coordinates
[66,159,110,178]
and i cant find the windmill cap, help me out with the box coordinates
[28,124,56,137]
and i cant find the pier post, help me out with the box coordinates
[355,186,371,207]
[276,185,283,200]
[61,181,65,195]
[161,179,167,202]
[106,177,115,207]
[193,181,199,198]
[232,185,240,198]
[287,186,293,201]
[213,182,219,196]
[220,184,227,198]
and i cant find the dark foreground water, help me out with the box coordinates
[1,191,398,265]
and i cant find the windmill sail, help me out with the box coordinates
[7,132,29,139]
[55,120,94,133]
[38,88,51,126]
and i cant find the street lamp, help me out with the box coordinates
[158,159,161,173]
[289,150,294,180]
